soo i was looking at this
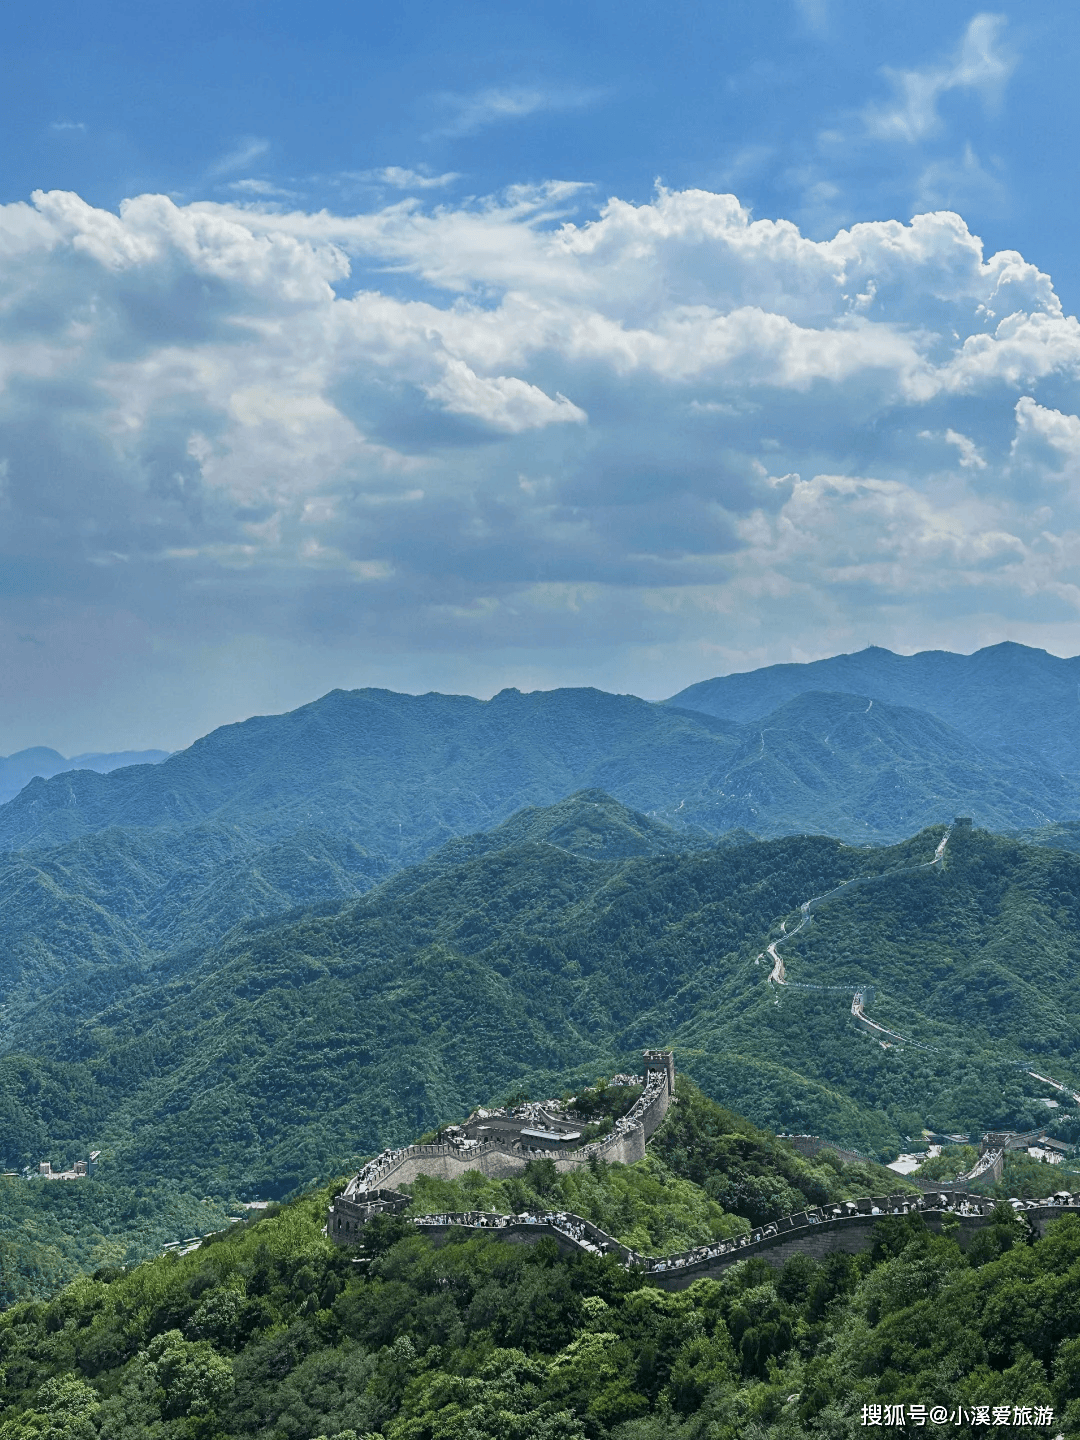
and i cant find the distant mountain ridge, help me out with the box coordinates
[1,654,1078,1053]
[666,641,1080,774]
[0,679,1075,865]
[0,746,170,806]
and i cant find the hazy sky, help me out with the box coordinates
[3,0,1080,751]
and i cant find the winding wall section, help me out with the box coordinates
[764,819,1080,1177]
[331,1186,1080,1292]
[336,1050,674,1201]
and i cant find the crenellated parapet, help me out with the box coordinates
[326,1039,1080,1280]
[329,1050,675,1239]
[331,1189,1080,1288]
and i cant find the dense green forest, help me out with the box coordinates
[0,1180,234,1310]
[5,811,1080,1200]
[5,791,1080,1315]
[1,1159,1076,1437]
[0,1078,916,1311]
[0,792,717,1048]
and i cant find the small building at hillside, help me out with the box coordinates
[32,1150,100,1180]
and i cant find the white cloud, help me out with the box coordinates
[225,178,298,200]
[1011,396,1080,480]
[2,180,1080,741]
[208,136,271,178]
[428,85,600,139]
[914,142,1007,216]
[425,360,587,432]
[864,14,1015,143]
[363,167,461,190]
[945,429,987,470]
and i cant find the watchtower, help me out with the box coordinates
[643,1049,675,1095]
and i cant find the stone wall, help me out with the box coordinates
[335,1050,675,1209]
[330,1044,1079,1284]
[782,1135,875,1168]
[333,1192,1080,1289]
[647,1208,992,1291]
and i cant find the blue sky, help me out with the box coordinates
[2,1,1080,750]
[7,0,1073,290]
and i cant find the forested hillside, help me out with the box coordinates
[668,640,1080,776]
[0,1107,1074,1440]
[0,680,1074,864]
[4,805,1080,1210]
[0,1179,233,1311]
[0,822,389,1046]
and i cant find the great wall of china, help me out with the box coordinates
[328,820,1080,1280]
[763,818,1080,1188]
[332,1049,675,1215]
[327,1047,1080,1289]
[356,1190,1080,1293]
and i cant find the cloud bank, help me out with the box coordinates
[1,181,1079,746]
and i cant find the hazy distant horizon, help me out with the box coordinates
[10,637,1079,759]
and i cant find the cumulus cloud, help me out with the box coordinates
[1,180,1080,744]
[425,360,587,432]
[1011,396,1080,482]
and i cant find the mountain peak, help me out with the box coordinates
[666,642,1080,774]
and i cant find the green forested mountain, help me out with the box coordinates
[4,804,1080,1207]
[665,688,1075,839]
[667,639,1080,775]
[0,1088,1074,1440]
[10,674,1079,1066]
[0,687,740,856]
[0,793,703,1045]
[0,821,389,1046]
[1,681,1076,866]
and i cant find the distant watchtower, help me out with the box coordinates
[643,1049,675,1095]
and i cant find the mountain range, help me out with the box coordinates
[4,655,1080,868]
[668,640,1080,774]
[0,747,170,806]
[5,642,1080,1297]
[4,794,1078,1204]
[6,653,1080,1052]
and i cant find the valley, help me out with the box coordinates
[4,797,1080,1257]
